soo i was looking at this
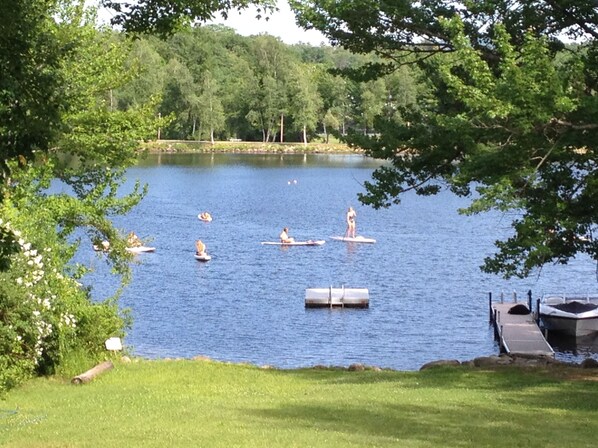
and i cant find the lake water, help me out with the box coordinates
[82,153,598,369]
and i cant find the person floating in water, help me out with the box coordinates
[345,206,357,238]
[279,227,295,244]
[199,212,212,222]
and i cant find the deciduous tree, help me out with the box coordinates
[291,0,598,279]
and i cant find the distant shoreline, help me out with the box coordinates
[142,140,362,155]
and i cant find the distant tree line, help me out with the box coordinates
[112,24,421,143]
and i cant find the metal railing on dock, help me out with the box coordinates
[489,291,554,357]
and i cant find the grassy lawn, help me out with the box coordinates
[1,359,597,447]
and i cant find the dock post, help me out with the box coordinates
[513,291,517,303]
[527,290,532,313]
[488,292,493,321]
[536,298,540,322]
[500,292,504,303]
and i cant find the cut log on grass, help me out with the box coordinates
[71,361,114,385]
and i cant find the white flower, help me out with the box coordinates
[16,277,23,285]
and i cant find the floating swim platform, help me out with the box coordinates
[305,287,369,308]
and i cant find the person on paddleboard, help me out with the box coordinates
[127,231,143,247]
[346,206,357,238]
[279,227,295,243]
[195,239,208,257]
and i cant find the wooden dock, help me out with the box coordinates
[489,292,554,357]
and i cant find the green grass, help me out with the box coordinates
[1,359,597,447]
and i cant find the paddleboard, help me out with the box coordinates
[261,240,326,246]
[330,236,376,244]
[125,246,156,253]
[194,253,212,261]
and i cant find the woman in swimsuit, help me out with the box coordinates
[346,206,356,238]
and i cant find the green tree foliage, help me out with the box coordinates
[0,0,64,189]
[116,37,167,110]
[288,64,322,143]
[292,0,598,279]
[160,57,200,138]
[245,35,296,142]
[197,71,226,142]
[102,0,276,35]
[1,1,157,393]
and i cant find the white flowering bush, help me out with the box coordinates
[0,218,127,395]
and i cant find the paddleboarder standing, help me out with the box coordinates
[346,207,357,238]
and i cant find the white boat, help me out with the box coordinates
[194,253,211,262]
[125,246,156,253]
[305,287,369,308]
[261,240,326,246]
[330,235,376,244]
[539,294,598,337]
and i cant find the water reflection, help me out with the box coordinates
[137,152,383,168]
[546,332,598,362]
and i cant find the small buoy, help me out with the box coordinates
[293,179,297,184]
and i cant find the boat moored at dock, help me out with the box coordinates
[539,294,598,337]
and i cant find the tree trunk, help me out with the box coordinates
[323,122,329,144]
[280,113,284,143]
[303,125,308,146]
[71,361,114,385]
